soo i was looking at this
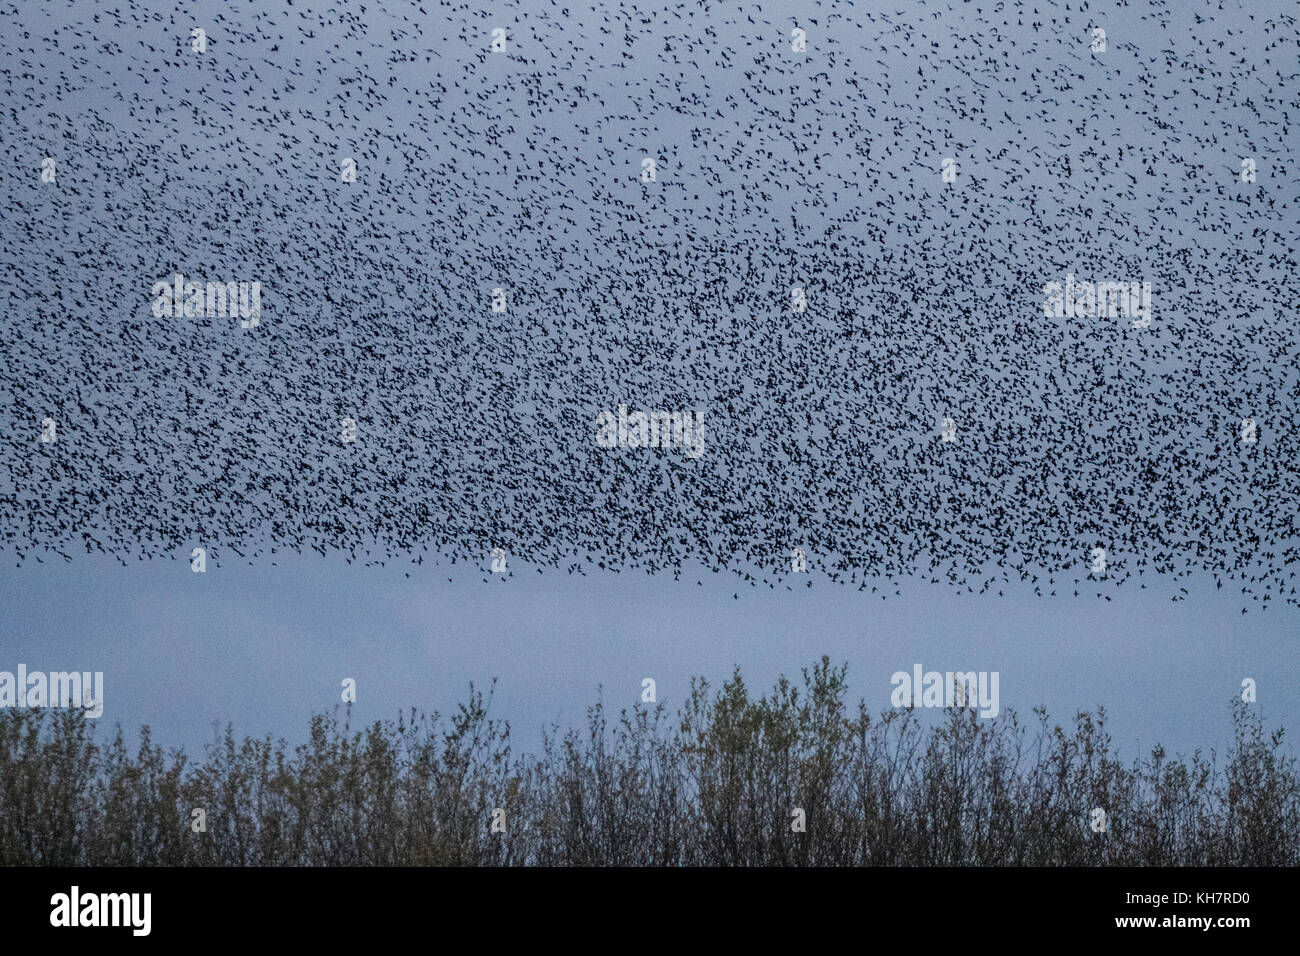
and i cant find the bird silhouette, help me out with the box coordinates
[0,0,1294,614]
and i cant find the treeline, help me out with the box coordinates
[0,659,1295,866]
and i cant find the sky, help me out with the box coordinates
[0,0,1295,762]
[0,551,1293,760]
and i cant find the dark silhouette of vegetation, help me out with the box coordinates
[0,659,1295,865]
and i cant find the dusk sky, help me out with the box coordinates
[1,0,1295,764]
[1,553,1293,759]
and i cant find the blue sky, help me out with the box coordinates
[1,553,1292,760]
[1,0,1295,762]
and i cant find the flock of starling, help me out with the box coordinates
[1,1,1296,611]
